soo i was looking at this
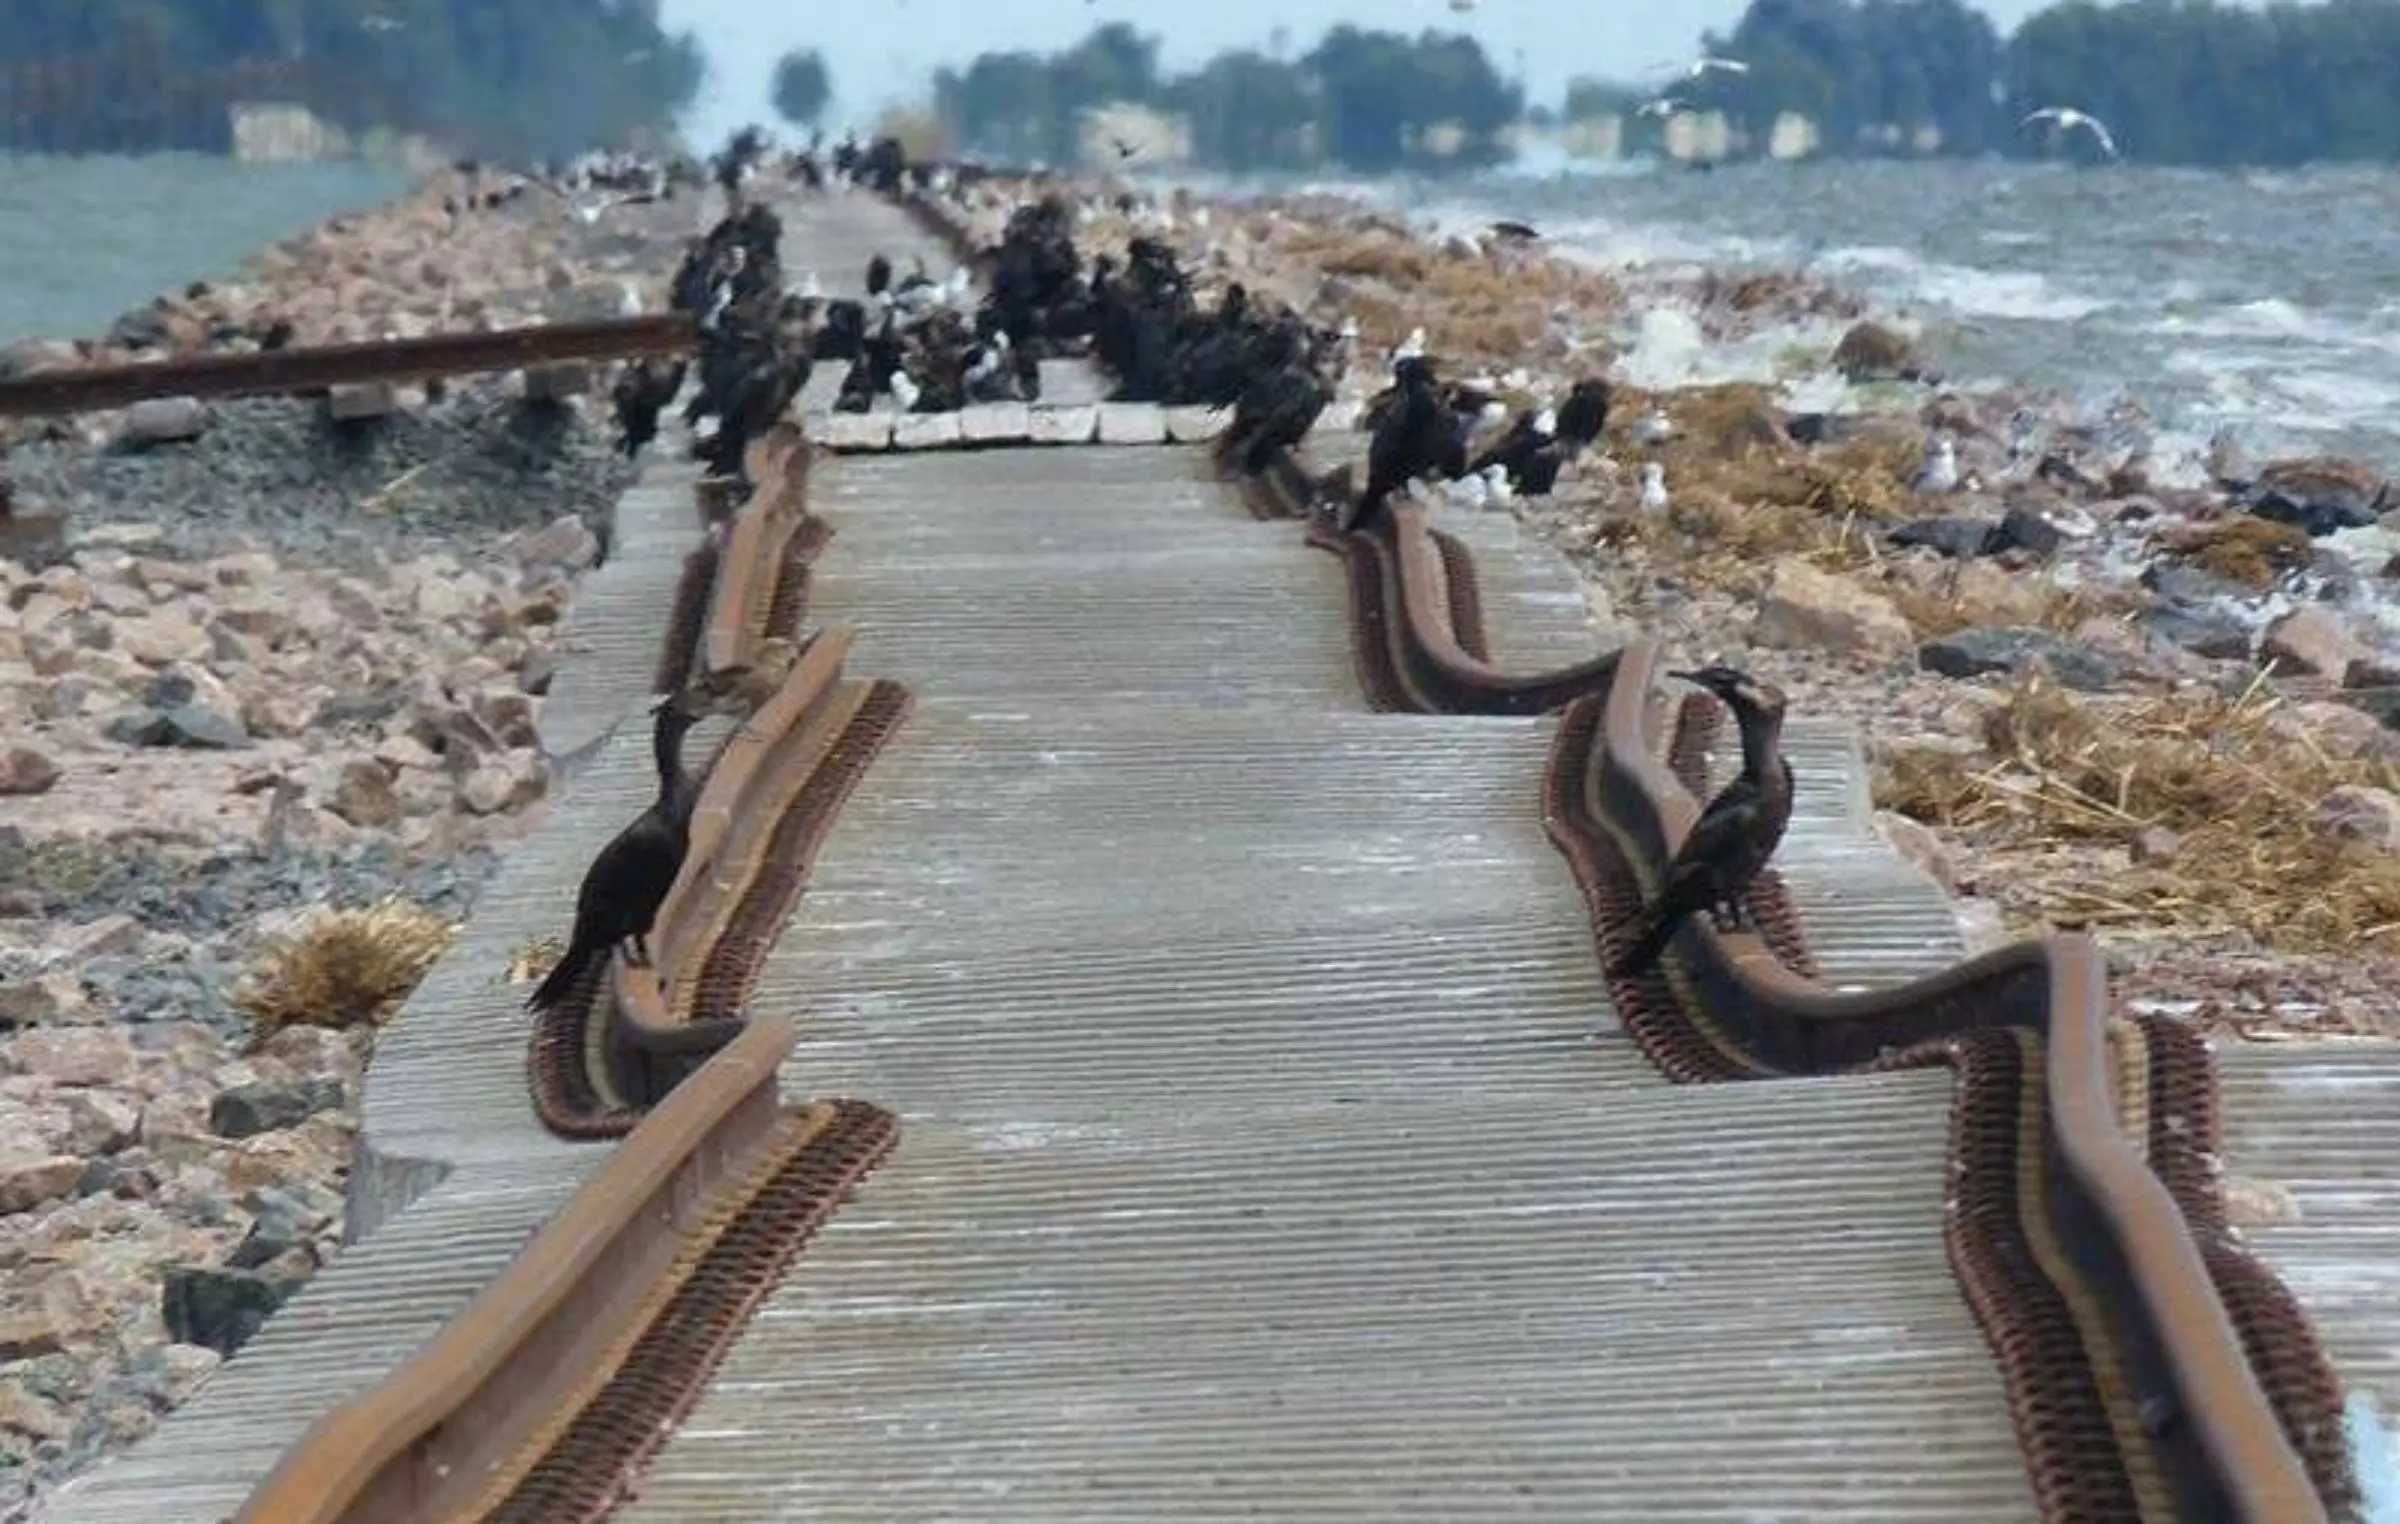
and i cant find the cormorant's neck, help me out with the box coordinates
[652,708,692,792]
[1736,709,1785,781]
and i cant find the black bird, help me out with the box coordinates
[523,689,715,1014]
[1608,666,1796,981]
[1345,355,1463,533]
[611,357,687,458]
[1224,362,1331,475]
[865,253,893,299]
[1554,377,1613,453]
[1488,219,1541,242]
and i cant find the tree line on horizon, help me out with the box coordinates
[873,0,2400,172]
[0,0,702,158]
[3,0,2393,169]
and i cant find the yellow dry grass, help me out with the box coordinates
[231,897,456,1045]
[1584,383,1926,588]
[2150,516,2315,591]
[1875,671,2400,949]
[508,933,564,989]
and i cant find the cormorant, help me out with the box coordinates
[1554,377,1612,453]
[611,357,687,458]
[523,688,717,1014]
[1344,355,1463,534]
[1608,665,1795,980]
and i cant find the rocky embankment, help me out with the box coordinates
[939,175,2400,1032]
[0,168,688,1506]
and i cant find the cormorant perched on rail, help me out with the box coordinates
[523,687,719,1014]
[1608,665,1795,981]
[1342,355,1463,534]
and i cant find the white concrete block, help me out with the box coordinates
[1164,405,1231,443]
[892,410,965,451]
[810,411,893,451]
[960,403,1031,444]
[1096,402,1167,445]
[1028,405,1098,445]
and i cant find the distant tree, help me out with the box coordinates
[0,0,705,157]
[1562,76,1644,124]
[1171,49,1317,172]
[771,48,832,133]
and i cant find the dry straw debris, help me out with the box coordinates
[231,896,456,1044]
[1875,670,2400,949]
[2150,515,2315,590]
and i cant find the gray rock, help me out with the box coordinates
[2137,605,2251,661]
[0,488,68,569]
[114,398,209,451]
[2245,465,2385,536]
[2339,687,2400,731]
[1887,516,1991,560]
[103,702,250,750]
[159,1265,289,1356]
[208,1077,345,1139]
[229,1183,341,1268]
[1919,626,2126,691]
[106,306,172,351]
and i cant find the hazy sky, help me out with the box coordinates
[660,0,2060,146]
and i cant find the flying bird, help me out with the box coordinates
[2019,106,2119,159]
[1685,57,1749,80]
[1487,219,1540,243]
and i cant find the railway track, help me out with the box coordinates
[0,314,693,417]
[38,188,2395,1524]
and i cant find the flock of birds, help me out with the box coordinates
[529,129,1807,1020]
[1623,54,2119,161]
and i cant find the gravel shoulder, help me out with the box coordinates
[0,166,710,1508]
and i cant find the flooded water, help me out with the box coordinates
[11,148,2400,484]
[1384,158,2400,477]
[0,152,411,347]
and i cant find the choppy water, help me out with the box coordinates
[8,152,2400,483]
[0,153,411,347]
[1375,158,2400,479]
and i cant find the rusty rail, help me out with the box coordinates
[231,421,906,1523]
[206,184,2358,1524]
[528,435,905,1137]
[232,1018,895,1524]
[1269,436,2353,1519]
[0,313,694,417]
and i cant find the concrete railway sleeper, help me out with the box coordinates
[196,187,2363,1524]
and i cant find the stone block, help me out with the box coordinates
[1028,405,1098,445]
[1096,403,1167,445]
[1164,406,1230,443]
[810,411,893,451]
[892,411,965,451]
[959,403,1031,444]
